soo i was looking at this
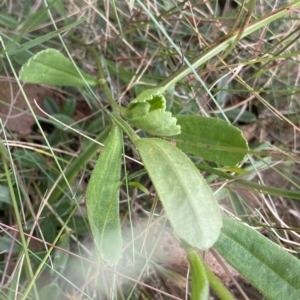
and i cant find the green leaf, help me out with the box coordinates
[135,138,222,249]
[50,114,79,131]
[214,216,300,300]
[0,12,18,29]
[13,52,32,66]
[19,49,98,87]
[43,96,60,114]
[61,98,77,117]
[124,102,150,119]
[86,126,123,265]
[127,181,149,195]
[133,87,165,103]
[123,88,180,136]
[171,115,248,166]
[14,149,46,168]
[130,110,180,136]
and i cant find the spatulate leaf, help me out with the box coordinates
[171,115,248,166]
[86,126,123,265]
[135,138,222,249]
[19,48,98,87]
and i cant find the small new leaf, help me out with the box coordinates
[19,49,98,87]
[124,102,150,119]
[133,87,165,103]
[130,110,180,136]
[86,126,123,265]
[123,88,180,136]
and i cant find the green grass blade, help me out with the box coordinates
[197,164,300,200]
[8,18,87,56]
[0,126,38,299]
[0,12,18,29]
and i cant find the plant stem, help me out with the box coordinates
[69,34,120,113]
[86,46,120,113]
[219,0,257,63]
[109,112,139,142]
[186,247,209,300]
[204,262,237,300]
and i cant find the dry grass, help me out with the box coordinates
[0,0,299,299]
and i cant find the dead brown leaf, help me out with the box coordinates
[0,80,54,134]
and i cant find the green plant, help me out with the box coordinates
[1,0,300,299]
[19,48,247,250]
